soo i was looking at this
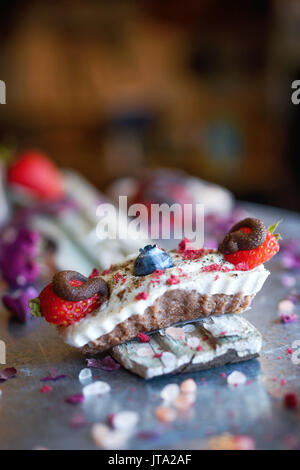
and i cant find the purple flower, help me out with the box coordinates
[2,286,38,322]
[280,313,298,324]
[279,238,300,271]
[281,253,300,270]
[0,226,41,287]
[70,413,86,428]
[281,274,296,288]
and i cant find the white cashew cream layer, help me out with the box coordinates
[59,250,270,348]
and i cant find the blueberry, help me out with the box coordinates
[133,245,174,277]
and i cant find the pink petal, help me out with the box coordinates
[86,357,120,371]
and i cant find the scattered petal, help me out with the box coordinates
[280,313,298,324]
[137,431,161,440]
[41,373,66,382]
[153,353,162,358]
[135,291,148,301]
[65,394,84,405]
[70,413,86,428]
[284,393,299,409]
[166,275,180,285]
[87,357,120,371]
[137,332,151,343]
[0,367,17,381]
[40,385,52,394]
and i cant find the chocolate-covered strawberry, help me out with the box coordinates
[219,218,280,270]
[30,270,109,326]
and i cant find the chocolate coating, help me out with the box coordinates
[218,218,267,254]
[52,270,109,301]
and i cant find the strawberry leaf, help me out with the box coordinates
[268,220,282,239]
[29,298,42,317]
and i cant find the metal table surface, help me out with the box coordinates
[0,202,300,450]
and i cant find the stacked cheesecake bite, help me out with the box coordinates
[31,218,280,354]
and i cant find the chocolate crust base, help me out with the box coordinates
[81,289,255,355]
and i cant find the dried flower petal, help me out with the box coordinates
[40,385,52,393]
[284,393,298,409]
[86,357,120,371]
[137,332,151,343]
[70,413,86,428]
[137,431,161,440]
[280,313,298,324]
[41,373,67,382]
[0,367,17,381]
[65,394,84,404]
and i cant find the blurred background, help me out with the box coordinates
[0,0,300,211]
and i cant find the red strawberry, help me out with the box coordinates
[7,150,64,201]
[224,222,280,270]
[30,278,102,326]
